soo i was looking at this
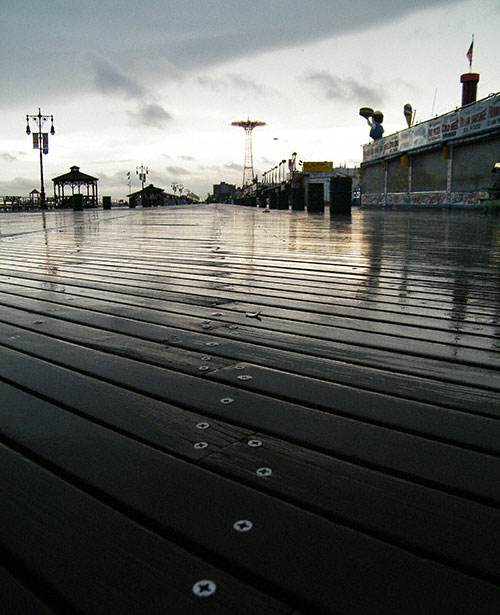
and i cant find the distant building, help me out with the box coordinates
[126,184,199,207]
[300,164,360,207]
[185,190,200,203]
[213,182,236,202]
[127,184,166,207]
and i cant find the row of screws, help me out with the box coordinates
[191,338,270,595]
[192,519,255,597]
[191,419,272,598]
[193,438,265,450]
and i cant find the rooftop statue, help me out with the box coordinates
[360,107,384,141]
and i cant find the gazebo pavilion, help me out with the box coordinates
[29,189,40,206]
[52,166,99,208]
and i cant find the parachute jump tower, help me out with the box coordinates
[231,118,266,187]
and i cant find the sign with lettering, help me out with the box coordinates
[302,161,333,172]
[363,93,500,162]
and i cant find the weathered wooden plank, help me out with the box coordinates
[201,436,500,584]
[1,325,497,459]
[0,298,499,393]
[1,268,498,339]
[0,565,56,615]
[1,444,291,615]
[0,264,497,328]
[0,330,499,505]
[0,276,496,352]
[2,294,498,453]
[1,253,498,316]
[0,345,252,460]
[3,288,500,454]
[1,205,499,614]
[208,363,500,455]
[0,303,235,375]
[0,277,497,415]
[2,392,499,615]
[2,218,497,295]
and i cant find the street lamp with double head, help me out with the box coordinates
[25,108,55,210]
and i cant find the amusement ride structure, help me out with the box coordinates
[231,118,266,187]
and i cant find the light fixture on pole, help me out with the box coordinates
[25,108,55,210]
[136,165,148,190]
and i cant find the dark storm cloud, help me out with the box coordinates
[90,55,147,99]
[1,0,462,104]
[88,55,172,127]
[140,0,461,73]
[128,103,173,128]
[304,70,382,104]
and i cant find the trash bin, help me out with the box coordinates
[72,194,83,211]
[329,177,352,214]
[307,183,324,212]
[291,186,305,211]
[278,188,289,210]
[269,190,278,209]
[102,196,111,210]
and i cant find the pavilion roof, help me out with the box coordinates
[127,184,165,197]
[52,166,98,183]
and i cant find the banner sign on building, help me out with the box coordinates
[302,161,333,172]
[363,93,500,162]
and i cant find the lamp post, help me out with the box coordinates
[290,152,297,182]
[171,182,184,202]
[25,108,55,210]
[136,165,148,190]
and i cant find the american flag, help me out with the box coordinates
[466,38,474,66]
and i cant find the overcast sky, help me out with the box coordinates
[1,0,499,199]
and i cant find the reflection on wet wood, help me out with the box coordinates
[1,205,500,614]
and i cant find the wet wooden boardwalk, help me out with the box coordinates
[1,204,500,614]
